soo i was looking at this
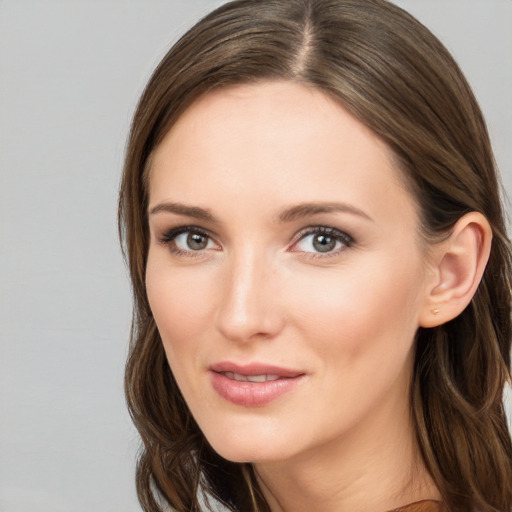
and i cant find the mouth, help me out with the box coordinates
[209,362,305,407]
[219,372,283,383]
[209,361,303,378]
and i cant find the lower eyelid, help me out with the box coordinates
[157,226,352,256]
[158,227,223,256]
[291,228,353,251]
[159,227,207,244]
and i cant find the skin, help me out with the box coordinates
[146,81,442,512]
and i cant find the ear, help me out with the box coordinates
[419,212,492,328]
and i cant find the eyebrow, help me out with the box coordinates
[149,202,216,221]
[277,202,373,223]
[149,200,372,223]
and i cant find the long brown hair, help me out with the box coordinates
[118,1,512,510]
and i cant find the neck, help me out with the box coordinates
[253,381,440,512]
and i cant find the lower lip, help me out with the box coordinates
[210,371,304,407]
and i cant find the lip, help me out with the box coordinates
[209,361,305,407]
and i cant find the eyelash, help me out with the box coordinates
[159,225,217,257]
[158,225,354,258]
[292,226,353,258]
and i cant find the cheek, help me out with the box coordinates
[286,256,424,362]
[145,256,217,357]
[285,259,423,427]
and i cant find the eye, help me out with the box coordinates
[160,226,218,254]
[291,227,352,255]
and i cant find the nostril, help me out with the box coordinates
[214,298,284,342]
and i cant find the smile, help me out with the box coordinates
[209,362,305,407]
[221,372,281,382]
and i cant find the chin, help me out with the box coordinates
[204,427,296,464]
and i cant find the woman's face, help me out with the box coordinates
[146,81,433,464]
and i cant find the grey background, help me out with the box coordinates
[0,1,510,511]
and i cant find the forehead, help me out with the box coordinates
[148,81,418,227]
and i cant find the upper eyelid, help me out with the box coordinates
[291,225,353,242]
[288,226,354,254]
[159,226,220,255]
[157,224,353,248]
[159,225,215,241]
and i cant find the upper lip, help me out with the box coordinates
[209,361,304,378]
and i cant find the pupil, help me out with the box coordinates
[313,234,336,253]
[187,232,207,250]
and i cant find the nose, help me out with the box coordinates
[214,250,285,343]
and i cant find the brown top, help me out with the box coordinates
[390,500,444,512]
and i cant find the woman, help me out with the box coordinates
[118,0,512,511]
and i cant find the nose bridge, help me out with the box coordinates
[215,245,282,342]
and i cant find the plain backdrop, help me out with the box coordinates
[0,1,511,511]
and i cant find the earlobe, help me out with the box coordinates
[419,212,492,328]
